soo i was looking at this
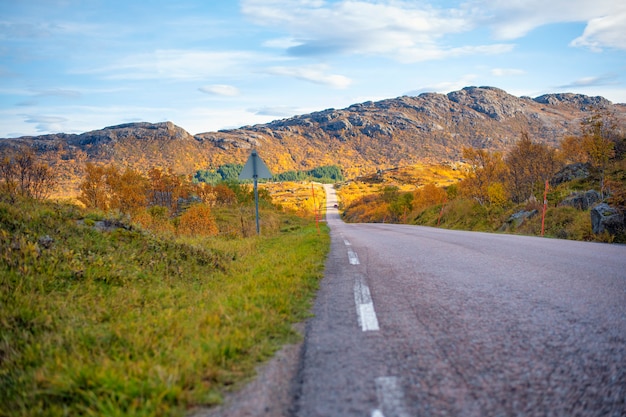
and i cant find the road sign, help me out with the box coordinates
[239,150,272,235]
[239,149,272,180]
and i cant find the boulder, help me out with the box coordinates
[590,203,624,235]
[500,209,538,231]
[550,163,591,186]
[559,190,601,211]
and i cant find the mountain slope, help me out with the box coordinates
[196,87,624,177]
[2,87,625,194]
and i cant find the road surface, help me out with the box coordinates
[292,184,626,417]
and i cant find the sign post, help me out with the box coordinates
[239,149,272,235]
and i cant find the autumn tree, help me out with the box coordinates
[460,147,507,205]
[107,167,149,215]
[78,163,115,210]
[194,182,218,206]
[0,154,17,197]
[505,132,561,203]
[580,108,619,197]
[559,135,588,164]
[0,146,57,201]
[147,167,192,213]
[487,182,509,208]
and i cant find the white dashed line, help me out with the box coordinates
[343,236,379,332]
[343,237,360,264]
[347,248,360,265]
[373,376,410,417]
[354,275,379,331]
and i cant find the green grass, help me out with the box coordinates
[0,197,330,417]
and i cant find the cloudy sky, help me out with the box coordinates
[1,0,625,137]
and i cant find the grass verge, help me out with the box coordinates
[0,196,330,417]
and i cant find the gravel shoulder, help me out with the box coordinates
[188,324,305,417]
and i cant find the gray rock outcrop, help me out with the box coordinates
[559,190,601,211]
[550,163,591,186]
[500,210,538,231]
[590,203,624,235]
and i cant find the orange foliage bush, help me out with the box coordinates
[413,183,447,209]
[177,203,219,237]
[212,183,238,206]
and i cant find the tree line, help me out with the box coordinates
[76,164,274,236]
[194,164,344,184]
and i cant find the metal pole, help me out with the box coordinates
[251,151,261,235]
[254,175,260,235]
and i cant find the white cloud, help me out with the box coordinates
[249,106,302,117]
[570,12,626,51]
[77,50,263,81]
[476,0,626,51]
[557,73,620,89]
[241,0,511,62]
[266,65,352,89]
[198,84,240,96]
[246,1,626,55]
[33,88,82,98]
[396,43,513,63]
[23,115,68,133]
[262,37,301,49]
[405,74,480,96]
[491,68,525,77]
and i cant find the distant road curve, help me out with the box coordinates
[293,184,626,417]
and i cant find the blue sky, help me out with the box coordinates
[1,0,625,138]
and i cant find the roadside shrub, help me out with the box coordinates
[488,182,509,208]
[177,204,219,237]
[133,205,176,234]
[521,206,593,240]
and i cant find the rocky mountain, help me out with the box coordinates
[2,87,625,188]
[196,87,624,177]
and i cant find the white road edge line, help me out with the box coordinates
[374,376,410,417]
[354,276,379,331]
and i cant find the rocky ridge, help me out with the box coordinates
[2,87,625,183]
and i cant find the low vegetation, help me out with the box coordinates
[340,110,626,242]
[0,186,329,416]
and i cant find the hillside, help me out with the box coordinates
[0,194,329,416]
[199,87,625,177]
[2,87,625,196]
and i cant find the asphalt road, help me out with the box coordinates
[292,185,626,417]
